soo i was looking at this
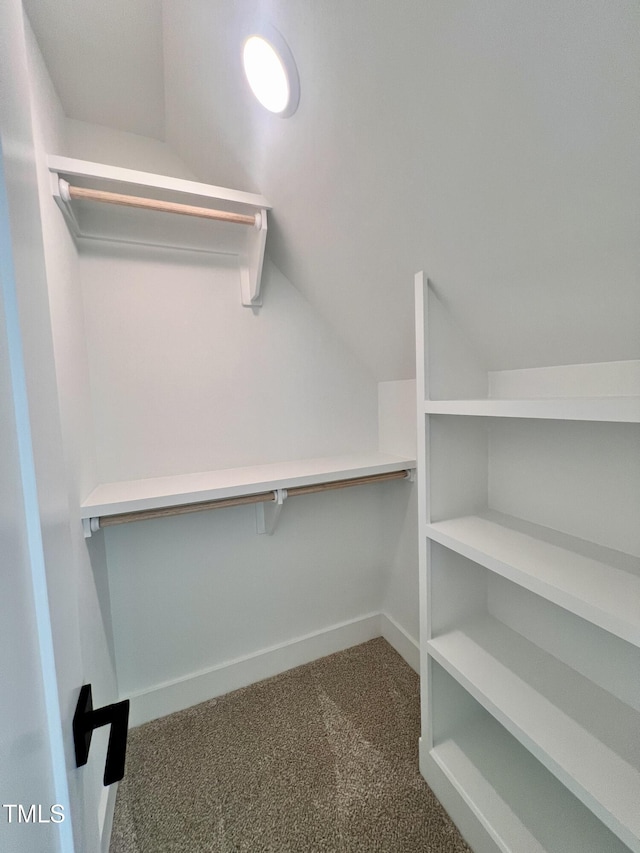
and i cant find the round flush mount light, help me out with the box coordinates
[242,27,300,117]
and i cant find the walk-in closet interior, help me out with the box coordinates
[1,1,638,851]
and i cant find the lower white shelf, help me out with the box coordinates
[427,616,640,852]
[427,711,631,853]
[426,512,640,647]
[81,452,416,519]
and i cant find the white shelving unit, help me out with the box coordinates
[415,272,640,853]
[48,155,270,306]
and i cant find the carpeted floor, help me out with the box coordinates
[109,638,471,852]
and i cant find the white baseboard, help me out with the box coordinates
[125,612,420,727]
[379,612,420,672]
[126,613,383,726]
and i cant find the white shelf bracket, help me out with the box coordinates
[82,517,101,539]
[255,488,287,535]
[240,208,268,307]
[52,176,81,237]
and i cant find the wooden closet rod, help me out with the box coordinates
[96,469,411,530]
[60,180,260,227]
[99,492,275,528]
[287,470,408,498]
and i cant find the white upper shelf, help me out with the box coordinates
[424,359,640,421]
[48,155,271,306]
[81,452,416,519]
[424,396,640,421]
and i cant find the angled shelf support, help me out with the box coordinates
[255,488,288,535]
[240,205,268,307]
[82,517,101,539]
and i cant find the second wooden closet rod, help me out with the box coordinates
[59,179,261,227]
[97,469,411,530]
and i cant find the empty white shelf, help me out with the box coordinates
[427,616,640,852]
[417,278,640,851]
[81,452,416,519]
[429,713,631,853]
[426,513,640,647]
[487,360,640,400]
[424,396,640,422]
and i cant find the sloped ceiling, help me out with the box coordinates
[24,0,640,380]
[23,0,165,139]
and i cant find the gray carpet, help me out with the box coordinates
[110,639,471,852]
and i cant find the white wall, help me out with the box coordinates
[23,19,118,851]
[74,228,396,722]
[163,0,640,381]
[28,75,413,726]
[158,0,640,658]
[80,250,378,483]
[24,5,419,737]
[381,487,419,647]
[105,481,395,711]
[23,0,640,381]
[0,279,60,853]
[489,419,640,557]
[0,72,62,853]
[22,1,639,727]
[378,380,420,656]
[65,119,198,180]
[23,0,165,141]
[0,4,93,850]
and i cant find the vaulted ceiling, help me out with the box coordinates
[24,0,165,139]
[24,0,640,380]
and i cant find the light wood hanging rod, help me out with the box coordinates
[286,470,408,498]
[99,491,275,528]
[59,179,261,228]
[95,469,411,530]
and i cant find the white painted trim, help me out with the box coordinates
[125,612,421,727]
[99,783,118,853]
[126,613,383,726]
[379,612,420,673]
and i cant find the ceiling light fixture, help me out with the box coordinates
[242,27,300,117]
